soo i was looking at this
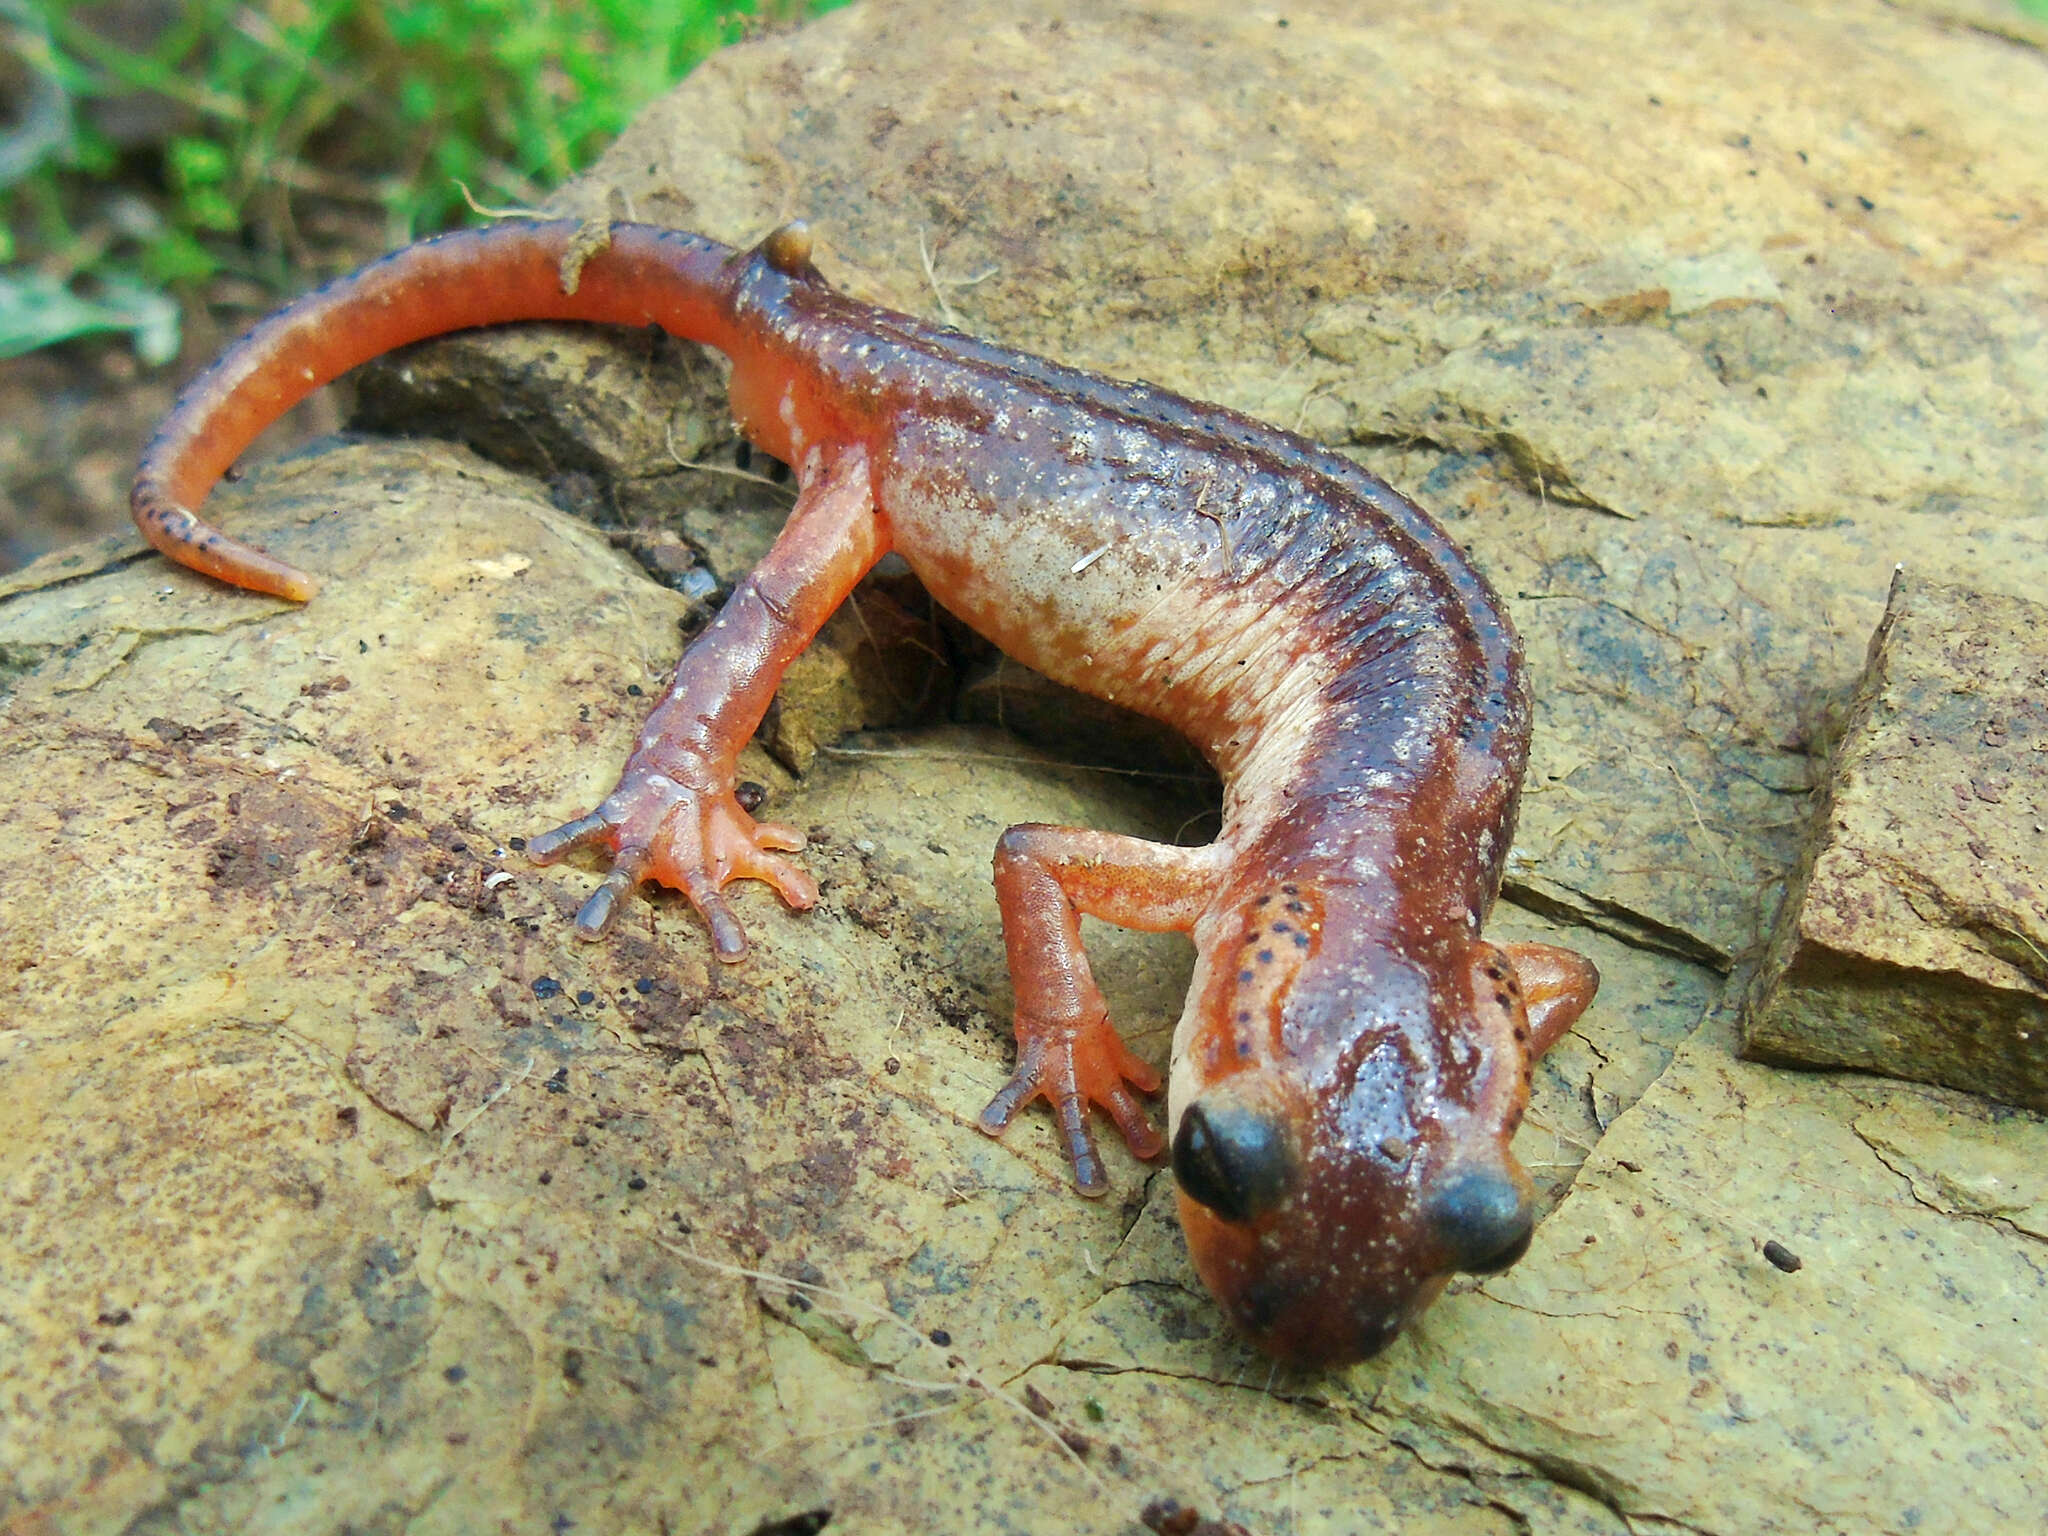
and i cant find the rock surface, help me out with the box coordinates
[4,0,2047,1532]
[1744,573,2048,1109]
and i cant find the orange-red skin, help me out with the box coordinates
[132,220,1598,1366]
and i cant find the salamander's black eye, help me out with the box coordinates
[1173,1100,1292,1223]
[1426,1169,1534,1275]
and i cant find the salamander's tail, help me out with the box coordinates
[130,219,742,601]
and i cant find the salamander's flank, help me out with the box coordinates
[133,217,1598,1366]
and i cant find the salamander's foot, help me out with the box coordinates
[977,1014,1164,1196]
[527,761,817,962]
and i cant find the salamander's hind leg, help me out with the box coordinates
[528,446,887,961]
[977,826,1226,1195]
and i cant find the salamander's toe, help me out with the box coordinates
[527,811,612,866]
[571,858,648,938]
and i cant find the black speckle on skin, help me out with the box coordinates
[1238,970,1255,984]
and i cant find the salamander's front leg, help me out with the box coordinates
[529,445,887,961]
[977,827,1227,1195]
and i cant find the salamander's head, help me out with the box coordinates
[1171,885,1595,1367]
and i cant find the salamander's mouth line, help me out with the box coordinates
[130,217,1597,1366]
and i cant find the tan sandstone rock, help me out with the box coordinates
[1744,572,2048,1110]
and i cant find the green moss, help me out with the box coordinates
[2,0,847,357]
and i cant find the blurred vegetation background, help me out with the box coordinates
[2,0,835,361]
[0,0,835,570]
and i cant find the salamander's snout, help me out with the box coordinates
[1425,1165,1534,1275]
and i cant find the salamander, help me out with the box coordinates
[132,218,1599,1365]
